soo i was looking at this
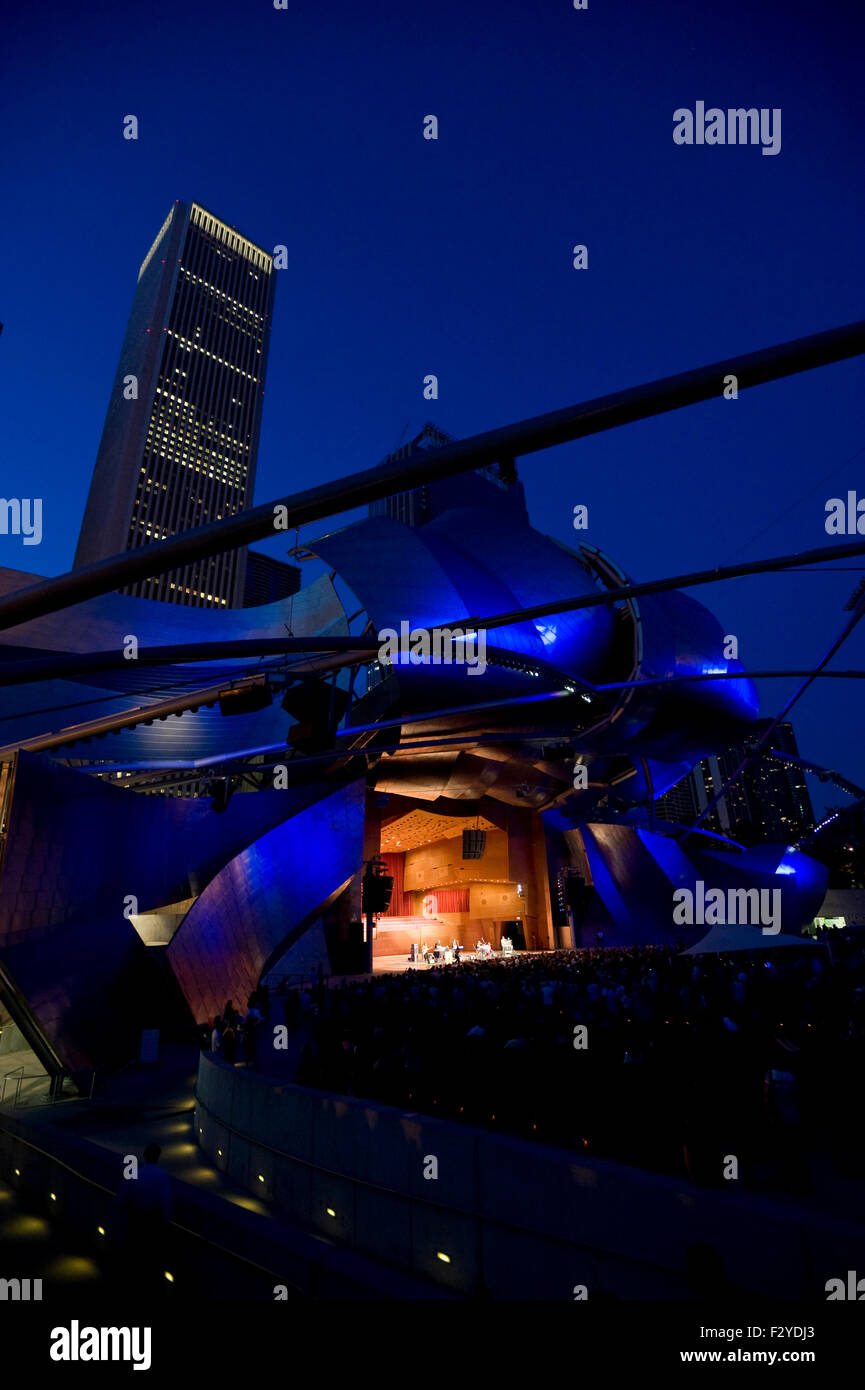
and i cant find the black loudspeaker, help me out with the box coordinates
[565,872,592,917]
[218,682,273,717]
[362,869,394,916]
[462,828,486,859]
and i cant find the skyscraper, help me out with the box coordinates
[368,422,528,527]
[242,549,301,607]
[654,720,815,844]
[75,200,275,608]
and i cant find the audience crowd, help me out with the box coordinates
[287,937,865,1193]
[209,985,270,1068]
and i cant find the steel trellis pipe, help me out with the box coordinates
[0,317,863,633]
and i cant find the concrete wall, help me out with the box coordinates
[0,1018,28,1056]
[195,1054,860,1301]
[265,919,330,981]
[0,1104,447,1300]
[129,900,195,946]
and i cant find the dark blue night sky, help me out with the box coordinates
[1,0,863,812]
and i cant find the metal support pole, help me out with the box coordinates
[0,318,863,633]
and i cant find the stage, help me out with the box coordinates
[372,949,538,975]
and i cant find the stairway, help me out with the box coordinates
[373,917,452,957]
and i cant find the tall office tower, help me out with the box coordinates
[369,422,528,527]
[737,719,815,844]
[242,550,301,607]
[75,200,275,608]
[653,772,701,825]
[654,719,815,845]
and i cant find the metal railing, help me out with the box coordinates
[0,1069,94,1108]
[0,1064,24,1104]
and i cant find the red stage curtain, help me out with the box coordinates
[380,853,411,916]
[379,860,469,917]
[429,888,470,914]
